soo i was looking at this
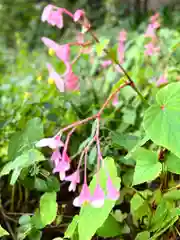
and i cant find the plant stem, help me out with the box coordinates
[89,30,148,106]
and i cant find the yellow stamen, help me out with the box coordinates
[48,48,55,56]
[48,77,54,85]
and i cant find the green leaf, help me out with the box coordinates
[132,148,162,185]
[17,223,32,240]
[95,38,110,57]
[10,167,22,185]
[78,157,121,240]
[31,210,45,229]
[34,176,60,192]
[135,231,150,240]
[97,215,121,237]
[88,146,97,166]
[143,83,180,158]
[0,225,9,237]
[40,192,57,226]
[19,215,31,225]
[8,118,43,160]
[112,132,139,151]
[64,215,79,239]
[165,152,180,174]
[0,149,45,177]
[163,190,180,200]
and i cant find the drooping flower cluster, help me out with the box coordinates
[36,121,120,208]
[144,13,160,56]
[38,4,120,208]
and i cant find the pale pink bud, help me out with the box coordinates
[91,184,105,208]
[65,170,80,192]
[106,176,120,201]
[73,9,85,22]
[36,136,63,149]
[47,63,65,92]
[156,75,168,87]
[73,183,91,207]
[112,94,119,107]
[118,42,125,64]
[144,24,156,38]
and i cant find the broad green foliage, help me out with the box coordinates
[0,225,9,237]
[143,83,180,158]
[97,215,121,237]
[132,148,162,185]
[39,192,58,226]
[77,157,120,240]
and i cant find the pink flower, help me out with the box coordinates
[144,24,156,38]
[144,42,160,56]
[119,30,127,42]
[51,149,61,166]
[118,42,125,64]
[91,184,105,208]
[53,150,71,180]
[73,183,91,207]
[106,176,119,201]
[36,136,63,149]
[64,69,79,91]
[101,60,112,68]
[41,37,70,64]
[73,9,85,22]
[156,75,168,87]
[41,5,64,28]
[65,170,80,192]
[150,13,160,23]
[47,63,65,92]
[151,21,160,29]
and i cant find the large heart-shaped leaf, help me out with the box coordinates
[143,83,180,158]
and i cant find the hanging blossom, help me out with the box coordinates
[144,13,160,56]
[39,5,120,208]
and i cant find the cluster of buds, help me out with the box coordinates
[37,4,120,208]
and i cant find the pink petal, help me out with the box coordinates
[91,184,105,208]
[119,30,127,42]
[65,170,80,192]
[73,9,85,22]
[47,63,65,92]
[112,94,119,107]
[101,60,112,68]
[36,137,62,149]
[51,149,61,166]
[107,176,120,201]
[53,160,70,174]
[73,183,91,207]
[41,4,54,22]
[65,70,79,91]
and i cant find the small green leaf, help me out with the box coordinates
[97,215,121,237]
[112,132,139,151]
[132,148,162,185]
[143,83,180,158]
[64,215,79,239]
[40,192,57,226]
[135,231,150,240]
[95,38,110,57]
[0,225,9,237]
[19,215,31,225]
[34,176,60,192]
[10,167,22,185]
[88,146,97,166]
[165,152,180,174]
[163,190,180,200]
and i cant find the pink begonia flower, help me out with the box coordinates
[144,42,160,56]
[41,37,70,64]
[112,94,119,107]
[156,75,168,87]
[41,5,64,28]
[51,149,62,166]
[64,68,79,91]
[101,60,112,68]
[119,30,127,42]
[150,13,160,23]
[36,136,63,149]
[106,176,120,201]
[151,21,160,29]
[91,184,105,208]
[65,170,80,192]
[73,183,91,207]
[47,63,65,92]
[53,150,71,180]
[73,9,85,22]
[144,24,156,38]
